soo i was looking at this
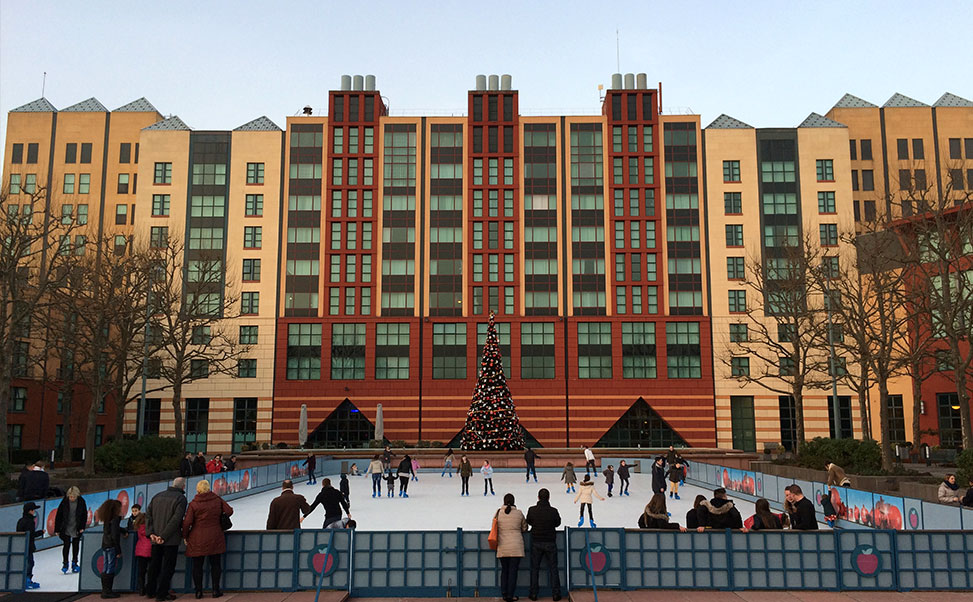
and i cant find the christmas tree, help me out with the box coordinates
[460,311,526,450]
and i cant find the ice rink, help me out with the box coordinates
[31,469,756,592]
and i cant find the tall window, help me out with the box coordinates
[816,159,834,181]
[237,359,257,378]
[375,323,410,379]
[937,393,963,448]
[331,324,366,379]
[241,292,259,314]
[287,323,321,380]
[728,290,747,313]
[725,224,743,247]
[245,194,263,216]
[154,162,172,184]
[818,191,835,213]
[727,257,745,280]
[886,395,906,444]
[242,259,261,282]
[152,194,170,216]
[521,322,555,379]
[246,162,264,184]
[243,226,262,248]
[666,322,701,378]
[723,160,741,182]
[621,322,656,378]
[724,192,742,214]
[432,323,467,379]
[232,398,257,452]
[779,395,798,451]
[578,323,612,379]
[828,396,853,439]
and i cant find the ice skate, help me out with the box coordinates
[577,517,584,527]
[589,519,596,528]
[61,565,69,575]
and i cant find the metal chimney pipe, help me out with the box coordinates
[636,73,647,89]
[500,74,512,90]
[365,75,376,91]
[340,75,351,91]
[352,75,364,91]
[475,74,487,91]
[624,73,635,89]
[611,73,623,90]
[488,74,499,91]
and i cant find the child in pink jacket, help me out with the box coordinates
[127,504,152,596]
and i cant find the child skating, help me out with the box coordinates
[383,467,397,498]
[668,461,685,500]
[573,475,605,527]
[481,460,495,496]
[618,460,631,496]
[562,462,577,493]
[442,448,455,478]
[603,465,615,497]
[458,454,472,495]
[411,457,420,482]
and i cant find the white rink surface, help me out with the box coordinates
[30,470,754,592]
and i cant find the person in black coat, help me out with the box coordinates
[638,493,685,530]
[617,460,631,496]
[749,498,782,531]
[17,502,44,589]
[305,478,351,528]
[650,457,667,494]
[303,453,317,485]
[16,464,30,501]
[524,447,539,483]
[53,486,88,573]
[686,494,706,529]
[397,455,415,497]
[525,488,562,601]
[785,484,818,530]
[179,453,193,478]
[695,488,744,530]
[223,455,237,472]
[96,499,125,598]
[21,462,50,501]
[963,478,973,508]
[192,452,206,476]
[339,473,350,505]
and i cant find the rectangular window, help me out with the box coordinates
[243,226,262,249]
[241,291,259,314]
[432,323,467,379]
[818,191,836,213]
[731,357,750,377]
[729,323,748,342]
[119,142,131,164]
[79,174,90,194]
[948,138,961,159]
[864,200,876,221]
[239,325,258,345]
[820,223,838,246]
[725,224,743,247]
[862,170,874,191]
[724,192,742,214]
[11,143,23,163]
[287,323,321,380]
[899,169,911,191]
[727,257,745,280]
[150,226,168,248]
[26,144,41,164]
[860,139,872,160]
[849,140,857,160]
[113,203,127,225]
[79,143,91,164]
[577,322,612,379]
[11,387,26,412]
[237,359,257,378]
[897,138,909,160]
[245,194,263,216]
[912,138,924,160]
[621,322,656,378]
[666,322,701,378]
[375,323,410,379]
[24,174,36,193]
[62,173,75,194]
[154,162,172,184]
[816,159,834,181]
[886,394,906,444]
[521,322,555,379]
[331,323,366,379]
[190,360,209,380]
[728,290,747,313]
[723,160,741,182]
[9,174,21,194]
[914,169,926,191]
[151,194,170,217]
[828,395,853,439]
[242,258,261,282]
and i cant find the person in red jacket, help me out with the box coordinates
[182,480,233,598]
[205,455,223,474]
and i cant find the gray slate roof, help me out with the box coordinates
[832,93,877,109]
[115,97,159,112]
[933,92,973,107]
[705,114,753,129]
[798,112,846,128]
[234,116,282,131]
[144,116,191,131]
[61,97,108,112]
[11,98,57,112]
[884,93,928,108]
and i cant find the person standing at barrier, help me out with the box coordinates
[939,473,963,504]
[458,455,473,496]
[651,456,667,495]
[561,462,577,494]
[525,447,539,483]
[367,454,384,497]
[573,475,605,527]
[267,480,311,529]
[495,493,527,602]
[963,477,973,507]
[96,498,124,598]
[602,464,615,497]
[686,494,706,529]
[206,455,223,474]
[668,461,685,500]
[306,478,352,528]
[583,446,596,478]
[748,498,782,530]
[128,504,152,596]
[826,462,851,487]
[443,448,455,477]
[179,453,194,478]
[784,484,818,530]
[526,488,561,602]
[192,452,206,476]
[54,485,87,574]
[303,453,317,485]
[17,502,43,590]
[21,461,50,501]
[481,459,495,496]
[695,487,743,531]
[182,479,233,599]
[223,456,236,472]
[145,477,188,601]
[637,493,685,530]
[398,455,416,497]
[617,460,631,497]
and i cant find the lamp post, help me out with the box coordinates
[822,265,841,438]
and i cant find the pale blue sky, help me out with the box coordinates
[1,0,970,150]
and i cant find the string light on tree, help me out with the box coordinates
[460,311,526,450]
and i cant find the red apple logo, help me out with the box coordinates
[47,509,58,536]
[307,544,338,577]
[908,508,920,529]
[853,545,880,576]
[580,543,609,575]
[117,491,130,516]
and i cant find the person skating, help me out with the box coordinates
[561,462,577,493]
[17,502,44,590]
[582,446,596,478]
[54,486,87,574]
[339,473,350,505]
[573,475,605,527]
[617,460,631,496]
[303,453,317,485]
[145,477,188,601]
[481,460,495,496]
[524,447,539,483]
[939,473,963,504]
[526,488,562,601]
[367,455,384,497]
[305,478,351,528]
[695,487,744,531]
[411,456,421,482]
[458,455,473,496]
[668,461,685,500]
[383,467,397,498]
[784,484,818,530]
[602,465,615,497]
[651,456,667,495]
[381,446,394,472]
[128,504,152,596]
[637,493,685,530]
[182,480,233,599]
[442,448,455,477]
[398,455,416,497]
[266,480,310,530]
[493,493,527,602]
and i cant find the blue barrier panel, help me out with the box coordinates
[567,528,625,589]
[223,531,296,591]
[962,507,973,530]
[921,501,963,530]
[145,481,167,508]
[896,531,973,590]
[353,530,458,596]
[903,497,924,530]
[730,530,838,589]
[762,473,778,504]
[460,529,500,596]
[622,529,729,588]
[0,505,22,535]
[79,531,136,592]
[294,528,352,590]
[133,483,148,513]
[837,530,896,590]
[0,533,28,592]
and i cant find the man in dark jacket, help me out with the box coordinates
[16,463,30,501]
[695,488,743,531]
[145,477,188,601]
[785,484,818,530]
[524,447,539,483]
[963,478,973,508]
[21,461,50,501]
[303,453,317,485]
[306,478,351,528]
[178,453,193,478]
[17,502,44,589]
[192,452,206,476]
[267,480,311,530]
[526,488,561,601]
[224,455,237,472]
[651,457,667,494]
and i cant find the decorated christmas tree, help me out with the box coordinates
[460,311,526,450]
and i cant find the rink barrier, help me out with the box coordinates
[72,527,973,595]
[0,533,28,591]
[685,460,973,531]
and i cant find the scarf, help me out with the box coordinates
[944,479,959,491]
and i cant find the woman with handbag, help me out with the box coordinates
[182,480,233,598]
[491,493,527,602]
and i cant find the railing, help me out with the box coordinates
[0,533,28,591]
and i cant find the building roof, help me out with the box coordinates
[115,97,159,112]
[144,116,191,131]
[10,97,57,112]
[884,93,928,108]
[61,97,108,112]
[798,112,846,128]
[705,114,753,129]
[234,116,282,131]
[933,92,973,107]
[832,93,878,109]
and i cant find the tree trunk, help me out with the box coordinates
[794,390,806,453]
[83,380,101,474]
[115,397,128,438]
[878,377,894,471]
[857,366,872,440]
[911,362,924,447]
[59,383,73,463]
[955,368,973,451]
[0,333,14,453]
[172,378,184,444]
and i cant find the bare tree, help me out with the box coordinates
[147,234,249,444]
[724,233,832,449]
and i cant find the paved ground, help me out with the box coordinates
[71,591,349,601]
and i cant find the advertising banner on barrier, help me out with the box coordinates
[210,468,253,496]
[716,466,758,496]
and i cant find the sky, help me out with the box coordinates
[1,0,971,152]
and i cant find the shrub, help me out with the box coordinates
[416,440,432,448]
[0,446,14,492]
[796,437,882,475]
[957,449,973,486]
[390,440,407,448]
[94,436,182,475]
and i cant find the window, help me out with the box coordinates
[779,355,796,376]
[578,322,612,379]
[10,143,23,164]
[899,169,911,191]
[79,174,90,194]
[521,322,555,379]
[243,226,262,249]
[818,191,836,213]
[242,259,261,282]
[729,323,748,342]
[897,138,909,160]
[150,226,168,248]
[62,173,75,194]
[860,139,872,160]
[232,398,258,452]
[115,203,128,225]
[725,224,743,247]
[761,161,795,183]
[190,359,209,379]
[914,169,927,191]
[849,140,857,160]
[154,162,172,184]
[287,323,321,380]
[937,393,963,448]
[189,227,224,249]
[820,223,839,246]
[762,192,797,215]
[246,162,264,184]
[885,395,906,444]
[192,325,212,345]
[8,425,22,450]
[238,359,257,378]
[9,174,21,194]
[864,200,876,222]
[432,323,467,379]
[24,174,37,193]
[912,138,924,160]
[118,142,131,163]
[192,163,227,185]
[666,322,701,378]
[727,257,745,280]
[25,143,41,164]
[245,194,263,216]
[79,143,91,164]
[239,325,258,345]
[60,204,74,225]
[862,169,874,191]
[11,387,26,412]
[241,291,259,314]
[375,323,410,380]
[731,357,750,377]
[828,395,853,439]
[152,194,170,216]
[723,160,741,182]
[724,192,742,214]
[816,159,834,181]
[728,290,747,313]
[621,322,656,378]
[779,395,798,451]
